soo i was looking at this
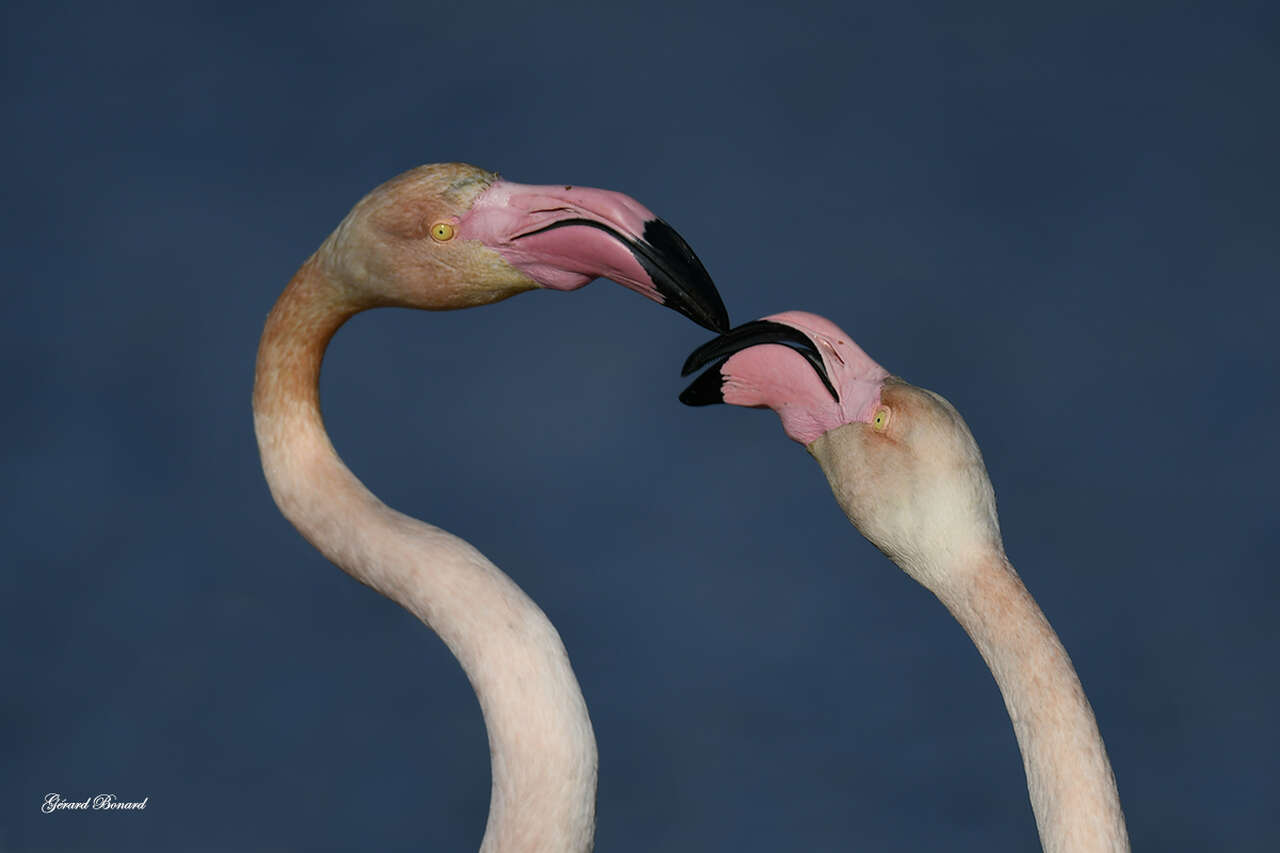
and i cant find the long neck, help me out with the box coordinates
[929,552,1129,852]
[253,259,597,852]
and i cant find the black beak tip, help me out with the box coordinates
[703,308,731,335]
[680,350,706,377]
[636,219,729,334]
[681,331,732,376]
[678,362,727,406]
[672,299,730,335]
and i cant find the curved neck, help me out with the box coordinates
[929,552,1129,852]
[253,259,597,853]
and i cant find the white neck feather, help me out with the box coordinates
[810,424,1128,851]
[253,262,597,852]
[929,551,1129,853]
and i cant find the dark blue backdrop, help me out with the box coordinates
[5,2,1277,850]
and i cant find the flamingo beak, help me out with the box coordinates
[457,181,729,332]
[679,319,840,405]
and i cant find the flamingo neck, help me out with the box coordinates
[252,258,597,853]
[930,551,1129,852]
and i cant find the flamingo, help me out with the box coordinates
[680,311,1129,852]
[253,163,728,852]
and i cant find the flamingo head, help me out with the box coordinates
[681,311,1003,578]
[680,311,890,444]
[316,163,728,331]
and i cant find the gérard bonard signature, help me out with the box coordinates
[42,793,149,813]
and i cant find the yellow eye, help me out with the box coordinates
[430,222,455,242]
[872,406,891,431]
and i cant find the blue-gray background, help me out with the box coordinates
[5,2,1277,850]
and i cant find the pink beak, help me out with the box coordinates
[680,318,840,404]
[457,180,729,332]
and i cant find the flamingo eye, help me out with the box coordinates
[872,406,891,431]
[430,222,455,242]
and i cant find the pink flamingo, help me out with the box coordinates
[253,163,726,852]
[681,311,1129,852]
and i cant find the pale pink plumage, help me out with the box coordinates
[684,312,1130,852]
[254,162,725,852]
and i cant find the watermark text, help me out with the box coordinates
[42,793,149,813]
